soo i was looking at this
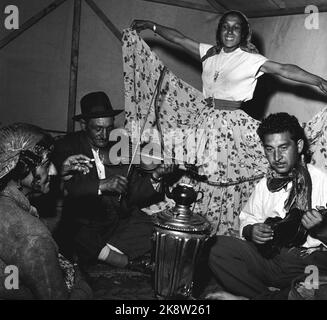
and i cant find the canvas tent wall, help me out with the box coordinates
[1,0,326,132]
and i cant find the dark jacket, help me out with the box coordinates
[52,131,162,221]
[52,131,163,262]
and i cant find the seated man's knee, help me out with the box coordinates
[209,235,240,263]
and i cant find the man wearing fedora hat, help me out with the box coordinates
[52,91,175,270]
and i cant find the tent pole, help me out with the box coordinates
[67,0,82,132]
[0,0,68,50]
[85,0,122,43]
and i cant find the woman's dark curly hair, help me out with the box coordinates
[257,113,311,162]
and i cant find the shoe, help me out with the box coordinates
[205,290,248,300]
[127,256,153,274]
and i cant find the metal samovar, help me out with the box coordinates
[152,183,212,299]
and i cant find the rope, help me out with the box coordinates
[202,173,265,187]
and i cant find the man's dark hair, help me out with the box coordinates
[257,112,311,161]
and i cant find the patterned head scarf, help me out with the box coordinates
[201,10,259,63]
[0,123,53,181]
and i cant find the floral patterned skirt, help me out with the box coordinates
[122,28,327,236]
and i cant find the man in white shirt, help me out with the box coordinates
[207,112,327,300]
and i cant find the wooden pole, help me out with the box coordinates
[67,0,82,132]
[0,0,68,50]
[85,0,122,43]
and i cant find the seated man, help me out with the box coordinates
[53,91,175,270]
[0,123,92,299]
[207,112,327,300]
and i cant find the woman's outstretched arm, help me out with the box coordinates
[131,19,200,57]
[260,60,327,95]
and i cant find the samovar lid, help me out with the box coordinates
[154,183,212,233]
[154,206,212,233]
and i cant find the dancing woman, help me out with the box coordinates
[124,11,327,235]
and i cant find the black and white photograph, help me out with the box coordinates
[0,0,327,305]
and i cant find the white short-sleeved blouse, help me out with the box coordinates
[200,43,268,102]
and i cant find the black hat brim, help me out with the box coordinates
[73,109,124,121]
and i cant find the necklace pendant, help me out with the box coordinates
[213,71,219,82]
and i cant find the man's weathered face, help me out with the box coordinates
[85,117,114,149]
[263,131,303,175]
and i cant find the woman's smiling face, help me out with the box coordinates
[219,14,242,52]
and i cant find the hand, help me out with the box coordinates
[99,175,128,194]
[61,154,93,180]
[152,163,178,181]
[318,78,327,95]
[130,19,153,33]
[301,209,323,230]
[252,223,274,244]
